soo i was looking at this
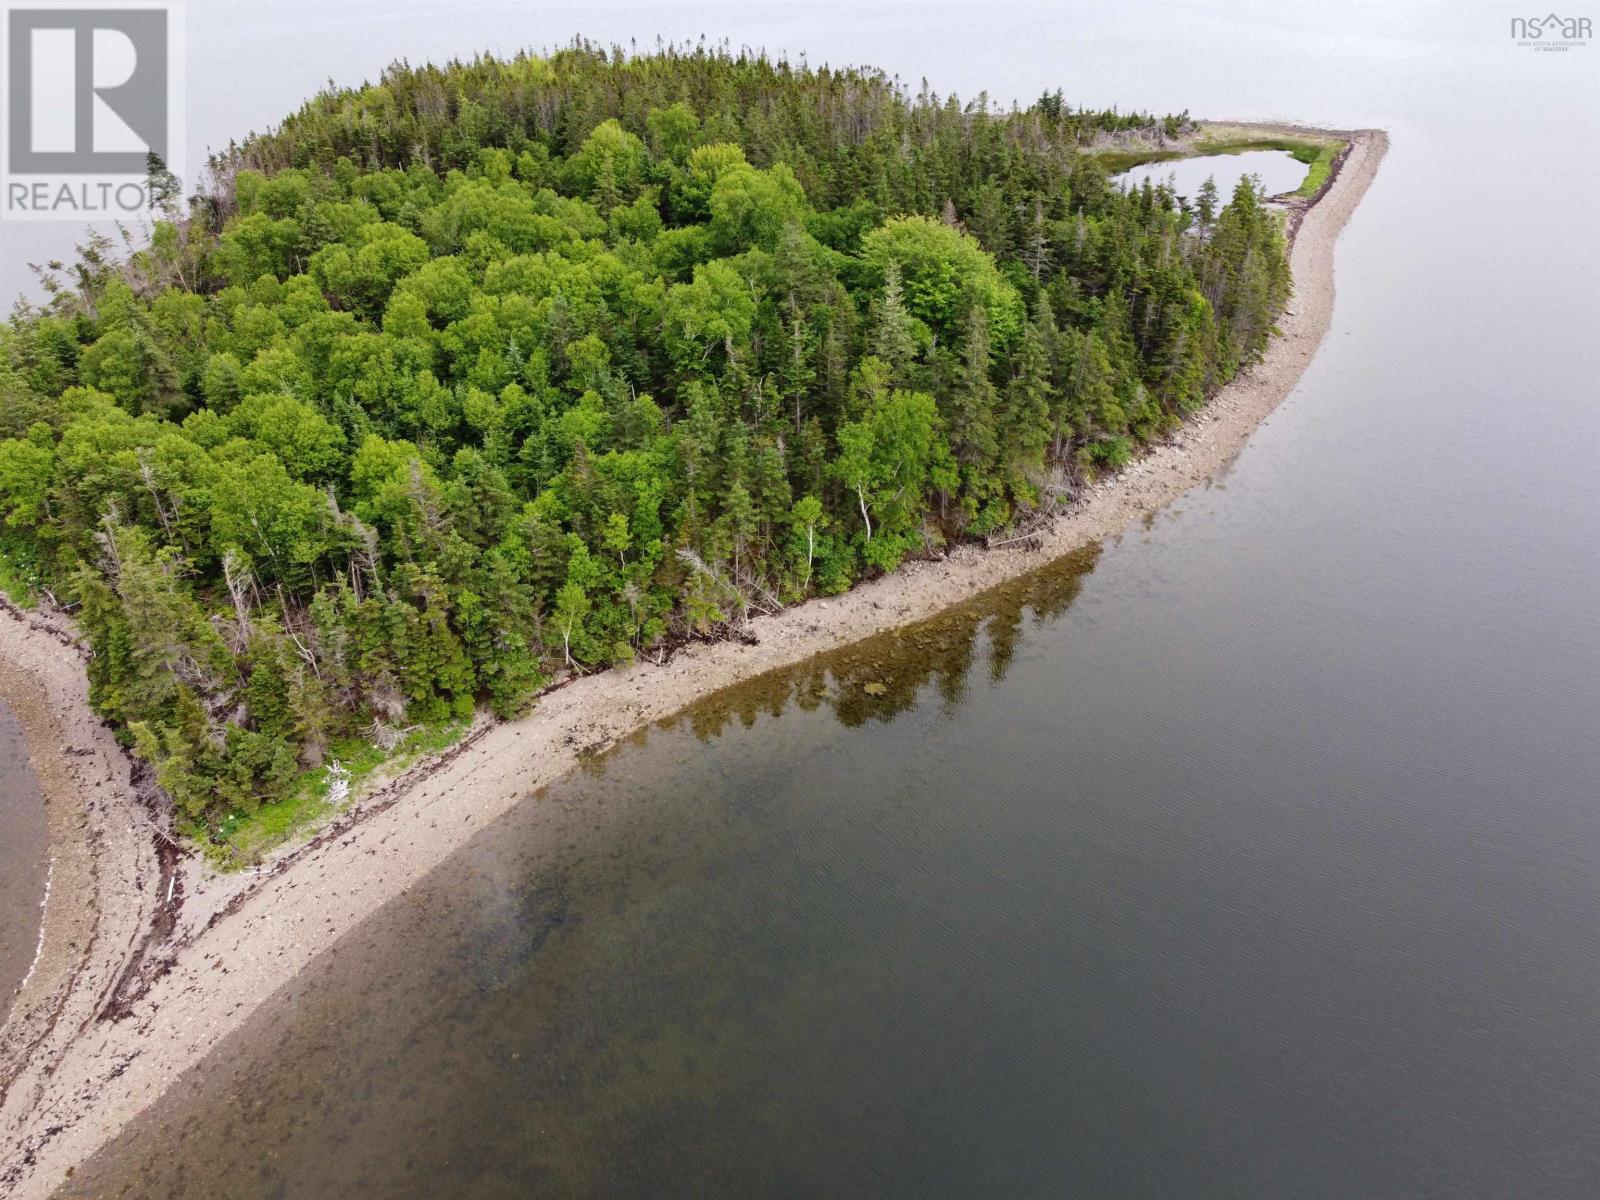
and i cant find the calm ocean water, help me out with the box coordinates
[0,701,47,1019]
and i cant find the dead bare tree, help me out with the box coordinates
[137,451,178,544]
[275,584,323,681]
[221,549,255,651]
[675,547,779,634]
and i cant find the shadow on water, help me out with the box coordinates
[59,548,1106,1200]
[651,543,1100,745]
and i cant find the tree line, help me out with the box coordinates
[0,43,1290,835]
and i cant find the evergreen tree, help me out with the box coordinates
[871,263,919,386]
[0,47,1296,833]
[948,307,1003,528]
[1003,307,1055,485]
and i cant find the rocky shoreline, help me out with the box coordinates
[0,126,1387,1198]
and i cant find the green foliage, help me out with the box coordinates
[1285,142,1341,199]
[708,162,807,253]
[862,216,1025,348]
[210,716,470,867]
[0,45,1291,837]
[833,371,957,572]
[0,536,42,605]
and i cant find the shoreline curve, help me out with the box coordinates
[0,125,1388,1197]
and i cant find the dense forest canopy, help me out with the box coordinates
[0,44,1290,836]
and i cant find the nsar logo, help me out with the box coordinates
[1510,12,1592,50]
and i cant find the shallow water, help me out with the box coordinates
[44,1,1600,1197]
[1116,148,1308,202]
[0,700,48,1022]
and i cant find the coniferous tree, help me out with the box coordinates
[0,47,1293,833]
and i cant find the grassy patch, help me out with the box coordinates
[0,540,42,607]
[204,716,471,870]
[1090,147,1185,175]
[1284,141,1341,199]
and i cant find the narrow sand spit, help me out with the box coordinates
[0,126,1386,1196]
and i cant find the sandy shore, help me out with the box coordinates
[0,126,1386,1196]
[0,605,163,1194]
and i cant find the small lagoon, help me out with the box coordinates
[1116,148,1309,203]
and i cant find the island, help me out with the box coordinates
[0,45,1385,1195]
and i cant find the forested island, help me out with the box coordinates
[0,46,1292,850]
